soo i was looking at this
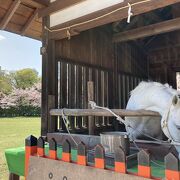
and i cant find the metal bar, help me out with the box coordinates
[88,81,95,135]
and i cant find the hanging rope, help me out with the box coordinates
[61,108,78,146]
[127,3,133,23]
[89,101,171,167]
[45,0,152,35]
[66,28,71,40]
[89,101,168,143]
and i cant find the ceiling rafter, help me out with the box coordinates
[0,0,21,30]
[21,0,48,8]
[21,8,39,36]
[113,17,180,43]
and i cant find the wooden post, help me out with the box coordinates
[138,149,151,178]
[77,141,87,166]
[41,16,58,136]
[25,135,37,179]
[49,138,57,160]
[114,146,126,173]
[165,153,180,180]
[9,173,20,180]
[94,144,105,169]
[48,95,56,133]
[62,139,71,162]
[88,81,95,135]
[37,137,45,157]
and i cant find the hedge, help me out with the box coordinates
[0,106,41,117]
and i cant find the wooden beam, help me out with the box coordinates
[50,109,160,117]
[39,0,84,18]
[21,0,47,8]
[113,17,180,43]
[21,9,39,36]
[0,0,21,30]
[33,0,49,6]
[49,0,180,40]
[50,0,124,28]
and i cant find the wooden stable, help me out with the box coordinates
[40,0,180,137]
[1,0,180,136]
[2,0,180,179]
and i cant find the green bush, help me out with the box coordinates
[0,106,41,117]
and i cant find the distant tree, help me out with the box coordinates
[0,71,13,94]
[13,68,39,89]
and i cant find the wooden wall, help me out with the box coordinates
[55,26,113,70]
[114,42,148,77]
[148,30,180,88]
[55,26,148,76]
[51,26,148,134]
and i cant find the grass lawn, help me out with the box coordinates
[0,117,40,180]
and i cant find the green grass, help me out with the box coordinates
[0,117,40,180]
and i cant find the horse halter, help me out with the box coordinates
[161,99,180,146]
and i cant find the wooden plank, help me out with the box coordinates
[39,0,84,18]
[47,40,57,133]
[28,156,149,180]
[21,9,38,36]
[50,0,122,27]
[113,17,180,43]
[48,95,56,133]
[50,108,160,117]
[49,0,180,40]
[0,0,21,30]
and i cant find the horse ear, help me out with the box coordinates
[172,95,179,106]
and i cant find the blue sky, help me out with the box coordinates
[0,30,42,75]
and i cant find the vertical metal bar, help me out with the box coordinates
[88,81,95,135]
[101,71,105,126]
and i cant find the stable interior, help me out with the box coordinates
[43,4,180,136]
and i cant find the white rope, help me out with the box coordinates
[89,101,167,142]
[89,101,168,167]
[61,108,78,146]
[127,3,133,23]
[89,101,126,125]
[89,101,178,146]
[45,0,152,38]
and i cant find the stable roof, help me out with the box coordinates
[0,0,49,40]
[1,0,180,41]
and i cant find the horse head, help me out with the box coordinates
[166,95,180,142]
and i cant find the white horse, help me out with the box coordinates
[125,81,180,155]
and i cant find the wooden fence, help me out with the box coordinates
[25,135,180,180]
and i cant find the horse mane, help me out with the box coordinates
[130,81,178,97]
